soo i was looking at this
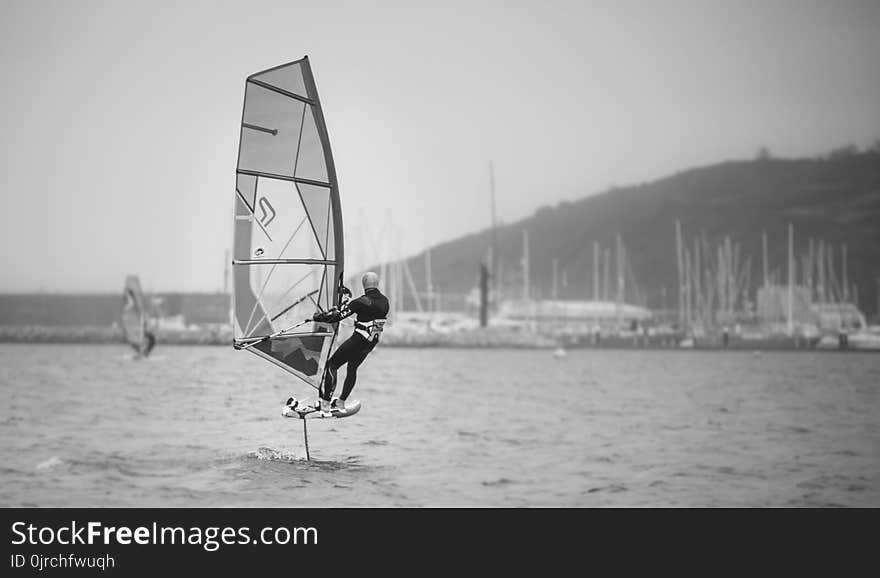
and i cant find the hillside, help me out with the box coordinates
[378,149,880,317]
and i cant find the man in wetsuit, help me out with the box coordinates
[312,271,389,416]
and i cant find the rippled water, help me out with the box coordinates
[0,343,878,507]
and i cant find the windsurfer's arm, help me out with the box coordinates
[312,295,363,324]
[312,308,339,323]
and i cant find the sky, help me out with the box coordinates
[1,0,879,293]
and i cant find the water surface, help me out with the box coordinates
[1,344,877,507]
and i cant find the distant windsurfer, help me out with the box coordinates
[312,271,389,416]
[123,287,156,358]
[122,288,141,357]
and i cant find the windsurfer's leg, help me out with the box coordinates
[321,364,338,401]
[339,340,375,401]
[320,335,358,401]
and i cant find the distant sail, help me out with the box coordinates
[232,56,345,390]
[121,275,147,351]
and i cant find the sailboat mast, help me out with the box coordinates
[808,237,815,300]
[552,258,558,300]
[522,229,530,301]
[394,228,402,317]
[827,243,837,304]
[479,261,489,327]
[684,246,691,329]
[787,223,794,335]
[818,240,826,303]
[379,213,389,300]
[694,237,702,327]
[425,248,433,313]
[603,248,611,302]
[489,161,497,291]
[616,234,624,328]
[402,258,423,313]
[762,231,769,289]
[676,221,684,326]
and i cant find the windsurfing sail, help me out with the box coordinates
[121,274,147,352]
[231,56,345,392]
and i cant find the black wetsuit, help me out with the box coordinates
[320,287,389,402]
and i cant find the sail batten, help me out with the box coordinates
[248,78,316,105]
[236,169,331,188]
[232,56,344,390]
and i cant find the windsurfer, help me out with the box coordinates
[122,287,143,357]
[313,271,389,416]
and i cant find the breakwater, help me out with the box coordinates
[1,324,869,352]
[0,325,558,349]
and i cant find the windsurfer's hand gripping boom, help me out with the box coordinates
[312,284,353,324]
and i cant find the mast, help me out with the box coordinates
[522,229,530,301]
[400,249,406,313]
[425,248,433,313]
[725,236,733,316]
[817,240,826,303]
[715,241,722,321]
[702,235,714,326]
[496,257,504,305]
[827,243,837,304]
[615,234,624,328]
[394,228,403,317]
[389,261,397,318]
[398,251,404,313]
[684,246,691,329]
[808,237,815,300]
[603,248,611,302]
[762,230,769,289]
[661,285,667,318]
[479,261,489,327]
[842,244,849,302]
[693,237,702,328]
[552,258,558,301]
[787,223,794,335]
[489,161,497,293]
[593,241,600,301]
[378,213,389,303]
[402,258,424,313]
[676,220,684,326]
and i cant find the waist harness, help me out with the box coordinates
[354,319,386,341]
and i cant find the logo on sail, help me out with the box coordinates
[257,196,276,228]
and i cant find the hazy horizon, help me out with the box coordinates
[2,0,879,293]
